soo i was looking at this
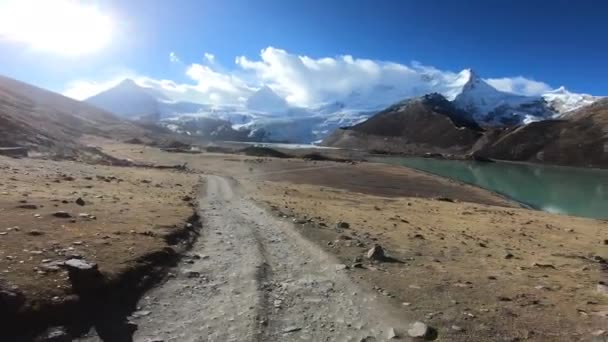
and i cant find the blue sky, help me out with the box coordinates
[0,0,606,103]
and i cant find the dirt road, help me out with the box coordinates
[107,175,412,342]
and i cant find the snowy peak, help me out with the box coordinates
[452,69,555,126]
[542,86,600,114]
[246,86,288,113]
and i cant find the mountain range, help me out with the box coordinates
[82,69,601,144]
[0,69,605,168]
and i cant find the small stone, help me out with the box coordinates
[532,262,556,269]
[366,245,385,261]
[52,211,72,218]
[336,221,350,229]
[387,327,398,339]
[408,321,432,338]
[34,326,71,342]
[65,258,96,271]
[505,252,514,259]
[27,230,44,236]
[17,204,38,209]
[184,270,200,278]
[282,326,301,333]
[597,282,608,296]
[591,330,606,337]
[335,264,348,271]
[75,197,86,206]
[451,325,464,332]
[132,310,151,318]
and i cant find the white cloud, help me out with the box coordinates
[203,52,215,64]
[486,76,552,96]
[64,46,559,107]
[169,52,181,63]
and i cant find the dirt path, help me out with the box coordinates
[79,175,413,341]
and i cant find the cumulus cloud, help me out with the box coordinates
[64,46,558,107]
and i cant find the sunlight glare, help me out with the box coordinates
[0,0,113,56]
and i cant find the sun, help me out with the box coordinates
[0,0,113,56]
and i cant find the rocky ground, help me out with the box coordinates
[3,138,607,341]
[0,154,199,339]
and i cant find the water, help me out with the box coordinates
[372,157,608,220]
[222,141,338,150]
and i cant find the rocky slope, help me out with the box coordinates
[322,94,483,154]
[476,98,608,168]
[0,75,161,161]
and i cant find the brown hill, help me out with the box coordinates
[477,98,608,168]
[0,75,156,161]
[322,94,483,154]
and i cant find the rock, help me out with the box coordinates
[52,211,72,218]
[131,310,151,318]
[34,327,71,342]
[408,321,433,338]
[591,330,606,337]
[335,264,348,271]
[597,282,608,296]
[17,204,38,209]
[182,195,192,201]
[505,252,514,259]
[0,281,25,315]
[75,197,86,206]
[282,326,301,333]
[451,325,464,332]
[184,270,201,278]
[366,245,385,261]
[387,327,398,339]
[64,258,103,294]
[27,230,44,236]
[532,262,556,269]
[336,221,350,229]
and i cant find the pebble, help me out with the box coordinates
[451,325,464,332]
[597,282,608,296]
[336,221,350,229]
[75,197,86,206]
[387,327,398,339]
[366,245,385,261]
[52,211,72,218]
[407,321,431,338]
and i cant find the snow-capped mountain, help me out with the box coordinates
[452,69,555,125]
[542,86,600,115]
[246,86,289,113]
[85,79,208,120]
[84,71,602,143]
